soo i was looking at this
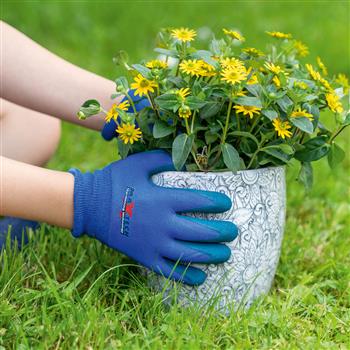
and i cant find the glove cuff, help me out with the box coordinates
[69,167,112,240]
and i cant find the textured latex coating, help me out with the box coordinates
[69,150,238,285]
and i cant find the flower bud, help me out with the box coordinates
[77,111,87,120]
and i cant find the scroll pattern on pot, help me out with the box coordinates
[148,166,286,312]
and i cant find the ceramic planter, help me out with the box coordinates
[147,166,286,313]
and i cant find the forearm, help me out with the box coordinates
[0,156,74,229]
[0,21,118,131]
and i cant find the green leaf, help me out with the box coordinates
[233,96,262,108]
[78,99,101,119]
[205,130,219,144]
[131,64,152,79]
[118,111,135,124]
[263,143,294,155]
[221,143,241,172]
[172,134,194,170]
[115,76,129,91]
[245,84,262,97]
[276,95,294,113]
[262,148,291,163]
[298,162,313,191]
[154,48,179,58]
[261,108,278,121]
[343,112,350,126]
[186,96,207,109]
[229,131,259,147]
[327,142,345,169]
[199,101,222,119]
[153,120,175,138]
[155,94,180,111]
[191,50,219,67]
[290,117,314,134]
[137,109,153,137]
[113,50,129,66]
[117,139,130,159]
[294,136,330,162]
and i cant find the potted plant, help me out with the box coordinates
[77,27,349,312]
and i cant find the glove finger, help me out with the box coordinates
[161,240,231,264]
[154,258,206,286]
[172,215,238,243]
[165,188,232,214]
[133,96,151,111]
[101,119,117,141]
[129,149,175,174]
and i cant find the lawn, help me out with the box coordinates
[1,1,350,349]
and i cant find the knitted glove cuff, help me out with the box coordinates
[68,167,112,239]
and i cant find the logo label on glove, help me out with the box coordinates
[120,186,135,236]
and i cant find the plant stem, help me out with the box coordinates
[147,93,161,119]
[247,139,266,169]
[329,124,348,144]
[125,92,137,113]
[184,118,191,135]
[190,111,196,133]
[249,115,260,134]
[236,112,241,131]
[222,99,233,144]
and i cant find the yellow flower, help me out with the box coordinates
[179,105,192,119]
[293,40,309,57]
[305,64,322,81]
[266,31,292,39]
[319,77,331,91]
[306,64,331,90]
[116,123,142,144]
[220,57,245,70]
[198,60,216,77]
[105,101,130,123]
[336,73,349,94]
[176,88,190,100]
[316,57,328,76]
[130,74,157,97]
[223,28,245,41]
[272,76,281,88]
[179,59,201,76]
[265,62,283,75]
[294,81,308,89]
[247,74,258,85]
[234,105,261,119]
[235,89,247,97]
[171,27,196,42]
[221,66,248,85]
[272,118,293,139]
[246,67,258,85]
[146,59,168,69]
[242,47,264,57]
[291,107,314,120]
[326,93,343,113]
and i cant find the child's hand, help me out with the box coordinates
[101,90,150,141]
[69,150,238,285]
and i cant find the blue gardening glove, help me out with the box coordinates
[101,90,150,141]
[69,150,238,285]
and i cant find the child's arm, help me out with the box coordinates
[0,21,117,131]
[0,156,74,228]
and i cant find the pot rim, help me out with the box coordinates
[155,165,285,176]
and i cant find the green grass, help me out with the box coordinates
[1,1,350,348]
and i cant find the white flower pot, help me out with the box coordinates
[146,166,286,313]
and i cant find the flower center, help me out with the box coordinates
[140,79,149,88]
